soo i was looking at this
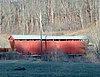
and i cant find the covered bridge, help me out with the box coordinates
[9,35,89,55]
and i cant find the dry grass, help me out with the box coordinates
[44,21,100,46]
[0,34,10,48]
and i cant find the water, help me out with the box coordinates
[0,60,100,77]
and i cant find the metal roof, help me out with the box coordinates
[11,35,46,40]
[10,35,89,40]
[46,36,89,40]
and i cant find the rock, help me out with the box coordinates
[14,67,26,71]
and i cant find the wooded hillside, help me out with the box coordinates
[0,0,100,34]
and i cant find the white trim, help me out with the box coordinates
[11,35,89,40]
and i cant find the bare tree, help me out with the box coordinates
[0,0,100,34]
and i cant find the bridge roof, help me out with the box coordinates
[9,35,89,40]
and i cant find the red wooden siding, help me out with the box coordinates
[9,35,88,55]
[11,41,87,55]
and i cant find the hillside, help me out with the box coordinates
[0,21,100,50]
[69,21,100,48]
[43,21,100,51]
[0,0,100,34]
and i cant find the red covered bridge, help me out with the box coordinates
[9,35,89,55]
